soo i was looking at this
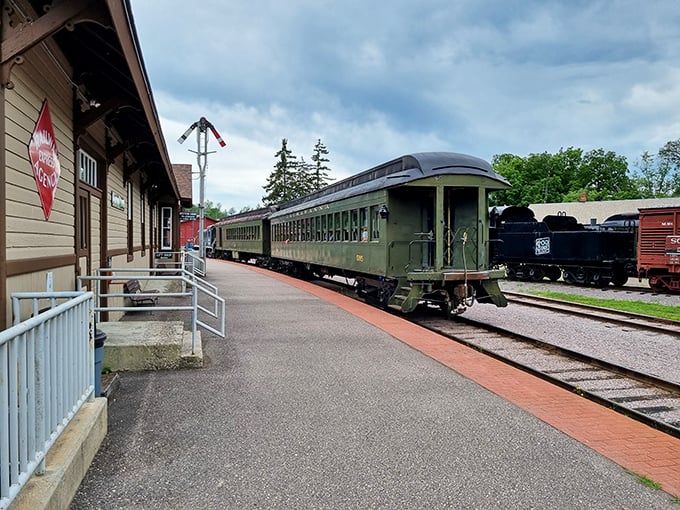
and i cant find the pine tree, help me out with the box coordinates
[292,156,315,197]
[262,138,298,205]
[310,138,333,190]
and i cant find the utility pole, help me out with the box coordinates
[178,117,226,261]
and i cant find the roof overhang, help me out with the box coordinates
[1,0,180,203]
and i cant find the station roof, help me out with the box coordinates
[2,0,185,205]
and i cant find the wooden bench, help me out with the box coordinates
[123,279,159,306]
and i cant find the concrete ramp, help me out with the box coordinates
[98,321,203,371]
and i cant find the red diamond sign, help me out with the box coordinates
[28,100,61,220]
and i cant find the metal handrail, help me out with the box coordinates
[1,292,94,509]
[78,269,225,354]
[183,250,206,277]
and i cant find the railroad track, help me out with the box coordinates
[503,291,680,338]
[411,313,680,438]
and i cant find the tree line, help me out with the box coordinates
[261,138,333,206]
[183,138,333,217]
[490,139,680,206]
[186,137,680,216]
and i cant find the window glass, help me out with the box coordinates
[161,207,172,250]
[360,208,368,241]
[79,195,88,250]
[351,210,359,241]
[334,213,341,241]
[79,150,97,187]
[326,214,333,241]
[371,206,380,240]
[342,211,349,241]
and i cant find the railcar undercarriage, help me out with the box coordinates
[506,263,630,287]
[355,271,506,316]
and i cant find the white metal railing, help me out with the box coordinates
[1,292,94,509]
[183,250,206,277]
[79,268,225,354]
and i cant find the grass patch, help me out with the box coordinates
[625,470,663,490]
[529,291,680,322]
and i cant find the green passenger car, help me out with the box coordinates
[269,152,510,314]
[213,207,272,262]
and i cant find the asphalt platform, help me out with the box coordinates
[71,259,680,509]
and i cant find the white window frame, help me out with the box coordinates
[161,207,172,250]
[79,150,97,187]
[126,181,133,221]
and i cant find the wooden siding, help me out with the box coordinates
[5,46,75,263]
[8,266,75,323]
[107,164,128,250]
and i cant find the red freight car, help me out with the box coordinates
[637,205,680,291]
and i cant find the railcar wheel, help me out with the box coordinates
[528,267,544,281]
[505,266,519,280]
[611,272,628,287]
[649,277,666,292]
[593,275,610,287]
[546,266,561,282]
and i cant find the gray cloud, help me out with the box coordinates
[132,0,680,210]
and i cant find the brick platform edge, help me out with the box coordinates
[8,398,108,510]
[235,262,680,499]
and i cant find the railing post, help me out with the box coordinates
[191,284,198,355]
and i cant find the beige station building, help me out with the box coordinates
[529,198,680,225]
[1,0,192,329]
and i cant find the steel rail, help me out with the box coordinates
[413,314,680,439]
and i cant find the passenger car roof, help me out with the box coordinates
[271,152,509,219]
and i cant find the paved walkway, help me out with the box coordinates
[71,259,680,509]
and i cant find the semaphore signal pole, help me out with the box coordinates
[178,117,226,261]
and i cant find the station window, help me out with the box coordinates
[140,191,146,254]
[79,150,98,188]
[127,181,133,256]
[161,207,172,250]
[78,192,89,253]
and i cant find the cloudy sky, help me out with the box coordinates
[130,1,680,211]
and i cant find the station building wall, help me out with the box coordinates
[1,6,183,329]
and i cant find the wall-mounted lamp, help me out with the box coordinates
[379,204,389,219]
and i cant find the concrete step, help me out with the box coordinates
[98,321,203,371]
